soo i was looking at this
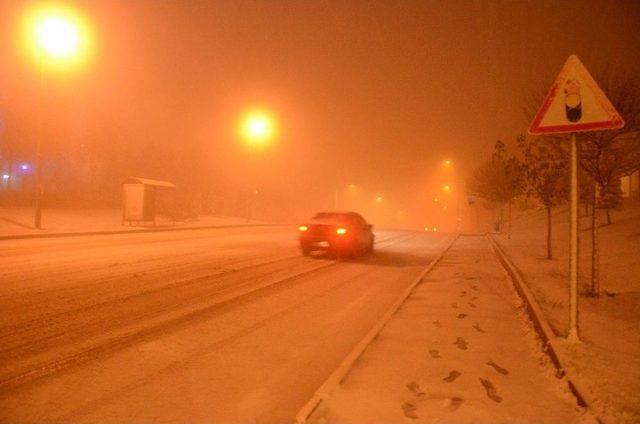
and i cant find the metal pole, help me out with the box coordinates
[568,133,580,342]
[334,188,338,209]
[34,60,44,229]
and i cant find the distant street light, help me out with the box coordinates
[443,184,451,193]
[334,183,358,209]
[239,109,277,148]
[444,159,452,167]
[376,195,383,203]
[21,4,92,229]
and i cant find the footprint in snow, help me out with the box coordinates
[447,397,464,411]
[429,349,441,359]
[402,402,419,419]
[487,360,509,375]
[471,285,479,292]
[472,323,486,333]
[470,295,478,301]
[443,370,461,382]
[459,291,467,298]
[406,381,426,397]
[454,337,468,350]
[480,378,502,403]
[433,320,442,328]
[468,302,476,308]
[451,302,458,308]
[465,276,476,280]
[457,313,468,319]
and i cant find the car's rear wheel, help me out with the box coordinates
[300,244,312,256]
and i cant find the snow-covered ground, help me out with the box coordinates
[0,207,265,237]
[0,227,450,423]
[494,202,640,424]
[309,235,594,424]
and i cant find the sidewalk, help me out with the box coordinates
[307,236,594,424]
[0,207,272,239]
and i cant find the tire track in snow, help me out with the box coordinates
[0,232,411,393]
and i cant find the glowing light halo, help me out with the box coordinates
[21,3,93,71]
[238,109,278,148]
[36,16,80,59]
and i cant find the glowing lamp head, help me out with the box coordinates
[336,227,347,235]
[298,225,308,232]
[21,4,92,71]
[375,196,383,203]
[433,227,438,232]
[443,185,451,192]
[36,15,80,59]
[424,226,430,232]
[444,160,452,167]
[239,110,277,147]
[2,174,9,180]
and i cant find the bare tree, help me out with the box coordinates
[467,141,523,236]
[577,69,640,296]
[517,134,568,259]
[525,67,640,296]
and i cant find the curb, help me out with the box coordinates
[295,234,459,424]
[0,223,286,241]
[487,234,605,422]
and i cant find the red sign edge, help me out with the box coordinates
[528,56,626,135]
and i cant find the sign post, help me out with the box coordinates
[569,133,578,341]
[528,55,624,342]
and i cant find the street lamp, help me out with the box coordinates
[22,4,92,71]
[443,184,451,193]
[237,108,278,220]
[22,4,92,229]
[444,159,452,167]
[239,109,277,149]
[334,183,357,209]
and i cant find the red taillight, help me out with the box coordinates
[298,225,308,232]
[336,227,347,235]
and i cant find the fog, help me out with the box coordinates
[1,1,639,229]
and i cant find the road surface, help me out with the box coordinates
[0,226,451,423]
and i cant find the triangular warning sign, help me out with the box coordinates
[529,55,624,134]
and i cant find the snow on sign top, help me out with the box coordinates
[529,55,624,135]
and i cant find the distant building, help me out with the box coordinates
[621,171,639,201]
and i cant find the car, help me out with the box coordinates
[298,211,375,257]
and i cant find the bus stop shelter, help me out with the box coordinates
[122,177,176,226]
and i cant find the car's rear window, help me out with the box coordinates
[313,213,348,220]
[312,212,364,225]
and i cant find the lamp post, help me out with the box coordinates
[238,109,277,221]
[24,5,89,228]
[334,183,357,209]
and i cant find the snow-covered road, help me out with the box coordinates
[0,227,451,423]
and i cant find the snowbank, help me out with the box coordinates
[0,207,267,237]
[495,203,640,423]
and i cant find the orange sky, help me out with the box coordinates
[1,1,639,227]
